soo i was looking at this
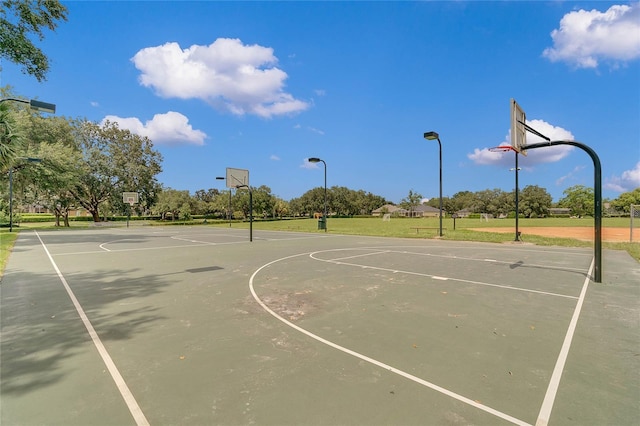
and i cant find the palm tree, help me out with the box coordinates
[0,102,24,172]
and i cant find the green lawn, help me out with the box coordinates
[0,232,18,278]
[219,216,639,261]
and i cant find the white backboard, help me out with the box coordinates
[510,98,527,156]
[226,168,249,188]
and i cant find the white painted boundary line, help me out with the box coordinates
[34,231,149,426]
[249,252,532,426]
[535,257,594,426]
[309,249,578,300]
[366,247,588,274]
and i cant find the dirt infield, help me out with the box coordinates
[471,226,638,242]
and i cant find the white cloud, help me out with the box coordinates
[270,154,280,161]
[293,124,325,135]
[102,111,207,146]
[556,165,586,186]
[605,162,640,192]
[469,119,575,167]
[131,38,310,118]
[543,3,640,68]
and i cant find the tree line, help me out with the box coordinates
[141,184,640,223]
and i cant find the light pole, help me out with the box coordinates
[235,184,252,242]
[490,145,521,242]
[215,176,231,227]
[308,157,327,232]
[423,132,443,237]
[510,157,522,242]
[9,157,42,232]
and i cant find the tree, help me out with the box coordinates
[211,190,231,218]
[233,187,252,219]
[69,120,163,222]
[399,189,423,216]
[153,188,191,220]
[610,188,640,214]
[25,114,79,226]
[519,185,552,218]
[272,197,289,218]
[331,186,353,216]
[247,185,275,218]
[474,189,506,217]
[0,102,78,225]
[558,185,594,217]
[0,0,68,81]
[0,100,24,171]
[354,190,388,215]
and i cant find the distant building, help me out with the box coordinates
[548,207,571,216]
[372,204,405,216]
[411,204,441,218]
[372,204,441,218]
[454,208,472,218]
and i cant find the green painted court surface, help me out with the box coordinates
[1,226,638,425]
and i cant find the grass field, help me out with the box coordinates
[1,216,637,279]
[223,216,639,260]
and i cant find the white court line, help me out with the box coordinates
[535,258,594,426]
[309,251,578,300]
[54,233,328,256]
[329,250,391,262]
[34,231,149,426]
[249,252,531,426]
[316,247,588,274]
[57,241,247,256]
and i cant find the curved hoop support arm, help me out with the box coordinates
[523,140,602,283]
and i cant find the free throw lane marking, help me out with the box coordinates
[34,231,150,426]
[249,252,531,426]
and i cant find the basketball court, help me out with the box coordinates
[1,225,638,425]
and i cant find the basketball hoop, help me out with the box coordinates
[122,192,139,206]
[489,145,517,153]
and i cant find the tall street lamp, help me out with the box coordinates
[423,132,443,237]
[235,184,252,242]
[215,176,231,227]
[9,157,42,232]
[308,157,327,232]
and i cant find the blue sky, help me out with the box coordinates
[2,1,639,204]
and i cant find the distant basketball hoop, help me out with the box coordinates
[122,192,139,206]
[122,192,138,228]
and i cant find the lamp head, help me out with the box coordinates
[308,157,322,163]
[423,131,439,141]
[29,100,56,114]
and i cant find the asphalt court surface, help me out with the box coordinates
[1,226,638,426]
